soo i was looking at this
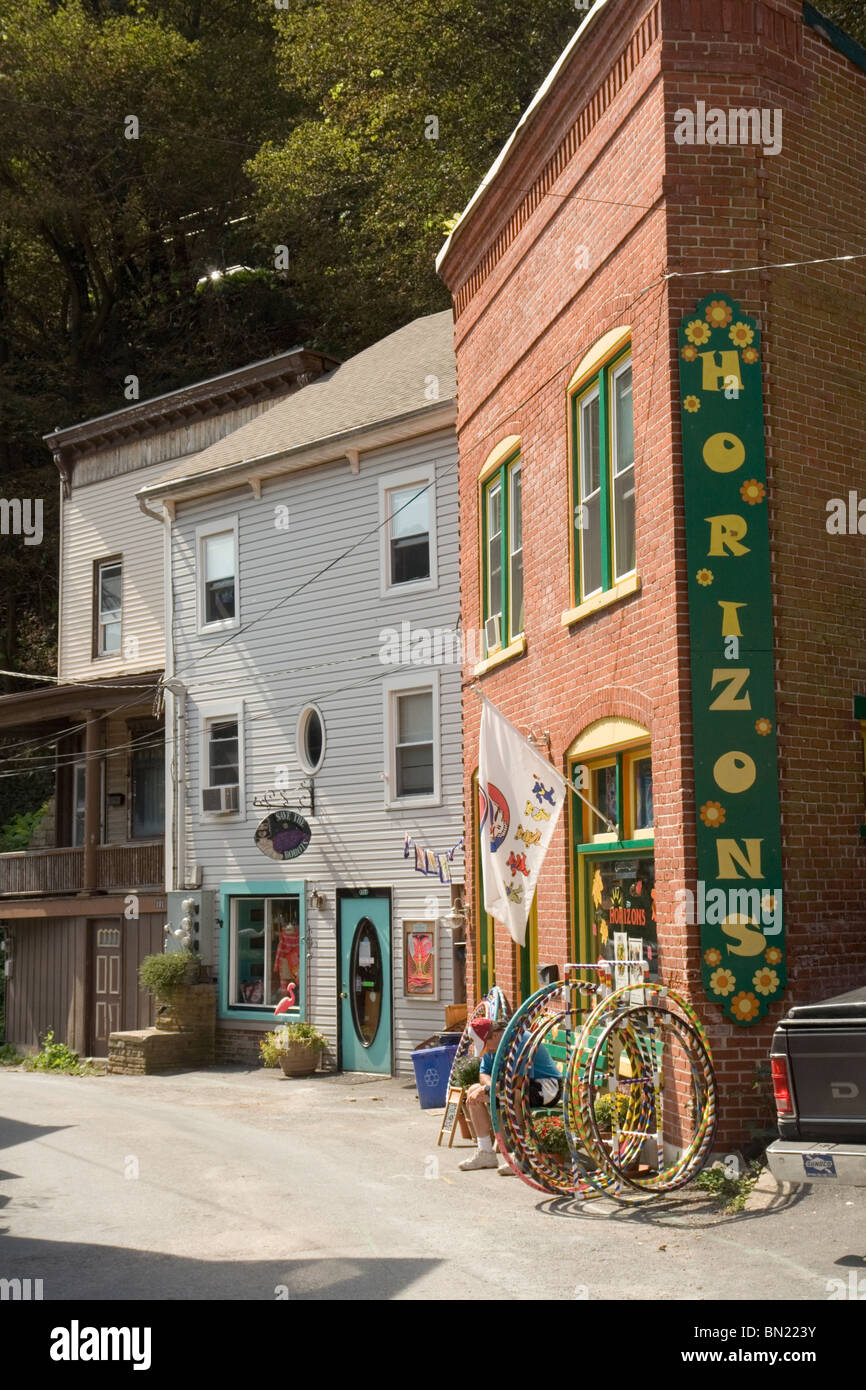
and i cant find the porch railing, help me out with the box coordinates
[0,841,164,896]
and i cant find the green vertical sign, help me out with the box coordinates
[678,293,785,1026]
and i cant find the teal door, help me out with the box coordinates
[339,894,391,1073]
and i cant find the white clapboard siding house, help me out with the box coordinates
[136,312,464,1073]
[0,347,335,1056]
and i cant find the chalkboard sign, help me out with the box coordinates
[438,1085,471,1148]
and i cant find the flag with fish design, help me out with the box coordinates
[478,696,567,946]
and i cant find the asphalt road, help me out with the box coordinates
[0,1066,863,1301]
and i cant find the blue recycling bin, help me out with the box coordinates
[412,1043,458,1109]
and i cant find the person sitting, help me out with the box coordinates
[458,1017,562,1174]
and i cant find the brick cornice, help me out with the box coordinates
[441,0,661,317]
[569,685,654,736]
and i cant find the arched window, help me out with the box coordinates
[567,718,656,977]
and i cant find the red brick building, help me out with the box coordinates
[437,0,866,1147]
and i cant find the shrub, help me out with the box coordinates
[0,1042,24,1066]
[259,1021,327,1067]
[139,949,200,1003]
[0,803,48,852]
[695,1159,764,1213]
[23,1029,93,1075]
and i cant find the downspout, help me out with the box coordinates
[138,491,185,894]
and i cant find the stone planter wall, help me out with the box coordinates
[108,983,216,1074]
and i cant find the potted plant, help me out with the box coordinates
[533,1113,570,1160]
[139,949,201,1028]
[451,1055,481,1090]
[260,1021,327,1077]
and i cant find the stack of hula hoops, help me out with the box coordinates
[486,964,718,1203]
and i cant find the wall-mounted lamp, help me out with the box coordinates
[441,897,469,934]
[310,888,326,911]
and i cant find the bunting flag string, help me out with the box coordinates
[403,832,464,885]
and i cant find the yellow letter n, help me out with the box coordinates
[716,838,763,879]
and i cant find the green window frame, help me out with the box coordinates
[481,451,523,654]
[571,348,635,605]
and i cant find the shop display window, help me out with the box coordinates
[231,895,301,1009]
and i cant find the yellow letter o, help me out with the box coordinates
[703,432,745,473]
[713,749,756,793]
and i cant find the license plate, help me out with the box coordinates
[803,1152,837,1178]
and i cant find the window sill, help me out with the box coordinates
[380,576,437,600]
[473,634,527,677]
[385,793,442,812]
[561,573,641,628]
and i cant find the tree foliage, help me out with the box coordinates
[250,0,582,354]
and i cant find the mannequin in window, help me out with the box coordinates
[273,915,300,997]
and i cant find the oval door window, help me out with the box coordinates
[350,918,382,1048]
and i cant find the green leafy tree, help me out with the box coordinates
[249,0,586,355]
[0,0,302,687]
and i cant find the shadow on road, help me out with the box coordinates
[0,1117,72,1153]
[0,1234,441,1300]
[534,1182,810,1228]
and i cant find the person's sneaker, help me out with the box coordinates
[497,1158,515,1176]
[458,1149,499,1170]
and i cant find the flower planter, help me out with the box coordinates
[278,1043,320,1078]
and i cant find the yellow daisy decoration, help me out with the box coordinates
[696,568,714,586]
[765,946,783,965]
[731,991,761,1022]
[705,300,733,328]
[742,346,759,364]
[755,717,772,736]
[684,395,701,413]
[704,947,722,967]
[685,319,712,346]
[729,322,754,348]
[753,967,780,997]
[740,478,765,505]
[699,800,726,828]
[710,967,736,997]
[591,868,604,908]
[681,344,698,362]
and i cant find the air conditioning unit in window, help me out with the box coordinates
[202,785,239,814]
[484,614,502,653]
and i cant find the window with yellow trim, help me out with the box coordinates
[571,346,635,604]
[571,741,657,978]
[481,451,523,655]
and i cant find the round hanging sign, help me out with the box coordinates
[254,810,311,861]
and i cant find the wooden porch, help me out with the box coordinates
[0,841,164,896]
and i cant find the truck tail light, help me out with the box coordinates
[771,1055,793,1115]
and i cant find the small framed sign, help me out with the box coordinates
[403,922,437,1000]
[437,1086,474,1148]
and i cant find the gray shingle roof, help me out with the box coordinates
[144,310,455,491]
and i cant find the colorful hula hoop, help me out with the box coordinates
[485,969,718,1204]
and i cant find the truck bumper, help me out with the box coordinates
[766,1139,866,1185]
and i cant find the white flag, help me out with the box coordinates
[478,696,567,946]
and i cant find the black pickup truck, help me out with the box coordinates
[766,985,866,1185]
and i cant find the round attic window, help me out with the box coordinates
[297,704,325,775]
